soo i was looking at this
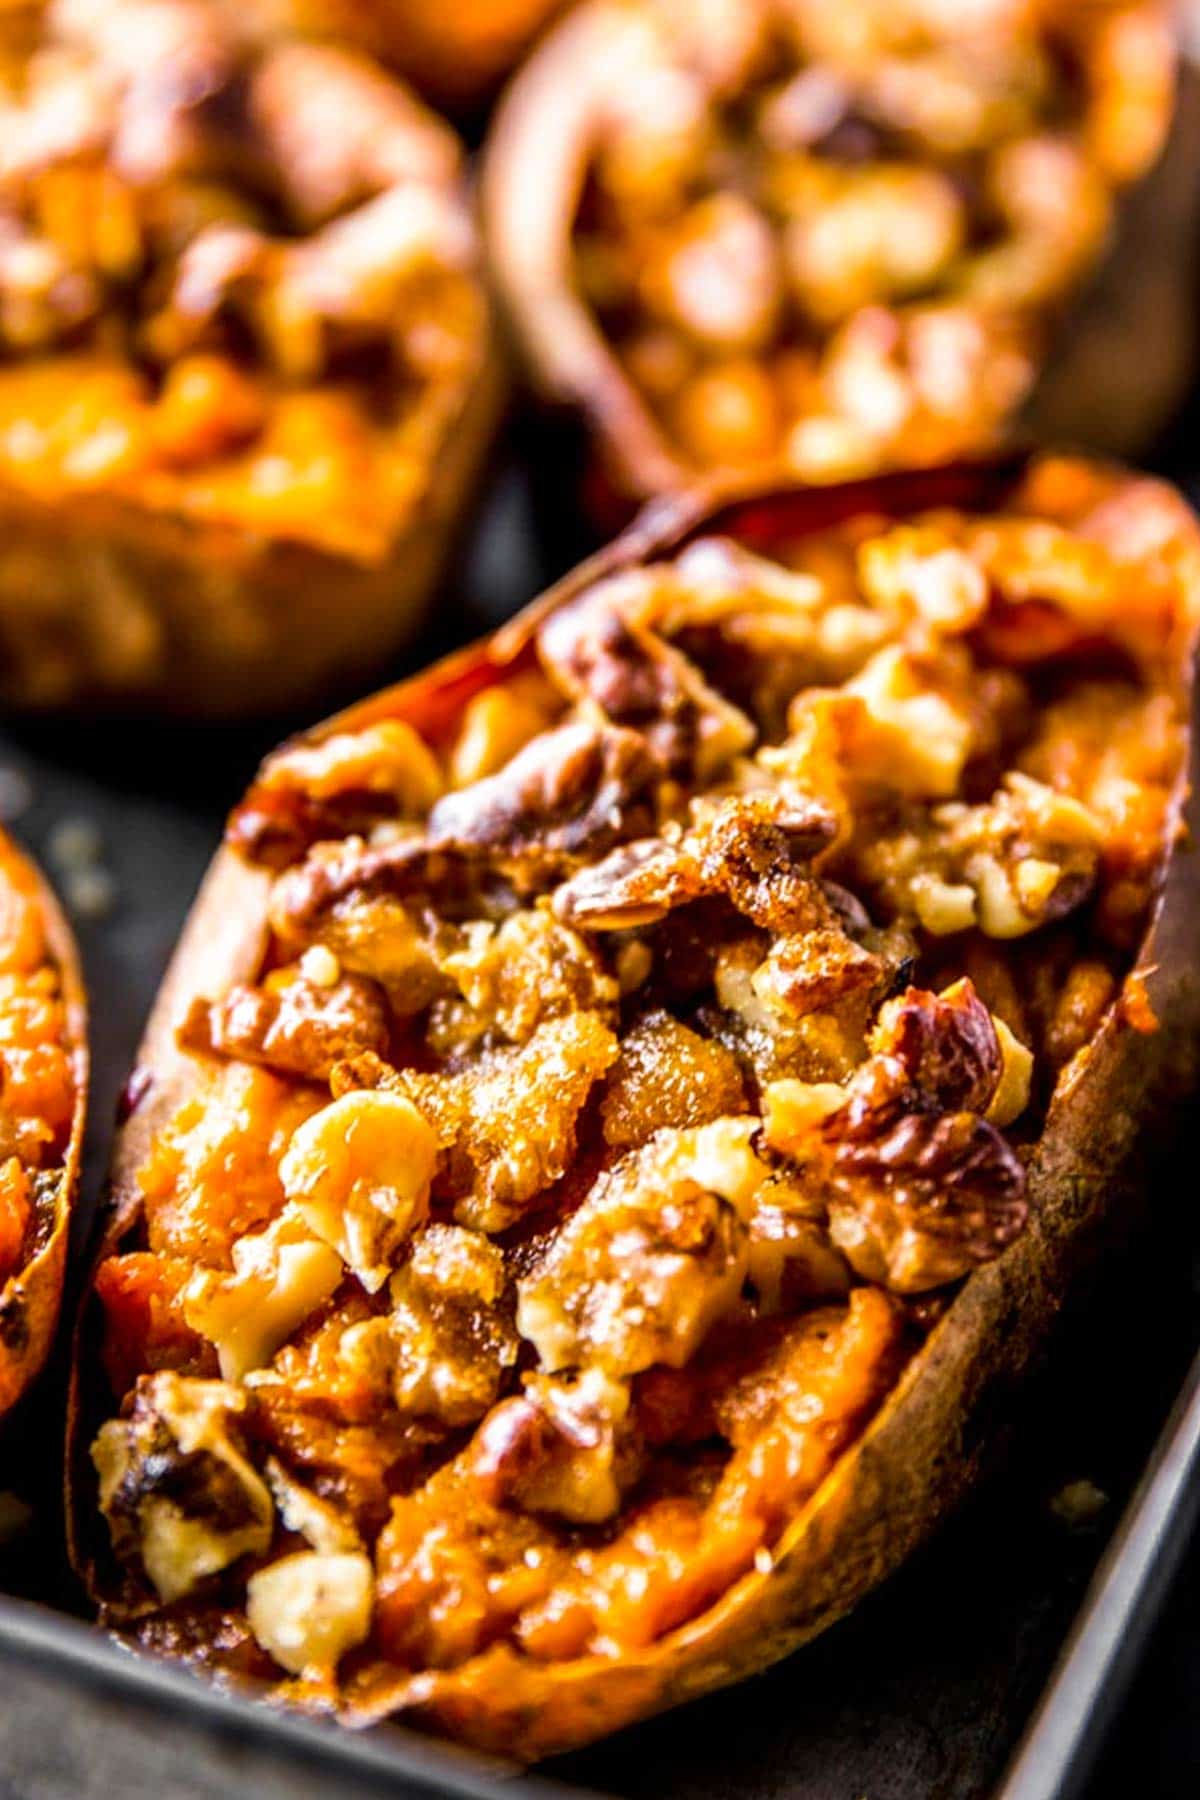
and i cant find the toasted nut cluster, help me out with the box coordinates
[0,0,487,559]
[565,0,1172,484]
[89,459,1195,1717]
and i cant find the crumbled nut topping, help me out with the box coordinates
[0,0,487,557]
[92,458,1195,1702]
[567,0,1171,483]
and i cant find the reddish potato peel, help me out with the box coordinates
[68,453,1200,1760]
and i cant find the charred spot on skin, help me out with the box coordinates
[117,1066,154,1125]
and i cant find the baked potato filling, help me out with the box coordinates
[569,0,1172,481]
[91,458,1193,1703]
[0,0,487,562]
[0,832,75,1292]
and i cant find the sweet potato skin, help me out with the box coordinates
[0,832,87,1419]
[67,454,1200,1759]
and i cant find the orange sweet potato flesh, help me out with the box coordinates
[0,827,87,1417]
[67,453,1200,1760]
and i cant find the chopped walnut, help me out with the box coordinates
[860,772,1102,939]
[279,1089,437,1293]
[339,1224,517,1428]
[815,1054,1028,1292]
[869,980,1003,1115]
[517,1118,766,1376]
[93,1373,274,1603]
[470,1369,641,1525]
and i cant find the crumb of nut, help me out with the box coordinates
[616,941,653,993]
[0,1491,32,1545]
[47,816,103,870]
[0,767,32,822]
[754,1546,774,1574]
[47,814,117,917]
[65,865,117,921]
[1049,1479,1109,1528]
[300,945,341,989]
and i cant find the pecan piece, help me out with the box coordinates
[868,978,1001,1114]
[817,1058,1027,1292]
[178,971,389,1082]
[470,1369,641,1525]
[538,590,755,781]
[553,837,701,931]
[426,721,659,879]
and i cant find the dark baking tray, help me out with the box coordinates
[6,160,1200,1791]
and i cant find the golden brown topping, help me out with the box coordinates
[529,0,1174,490]
[378,1010,619,1233]
[600,1008,747,1147]
[340,1224,518,1427]
[435,910,618,1048]
[517,1118,765,1375]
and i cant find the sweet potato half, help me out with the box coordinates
[484,0,1177,517]
[0,827,86,1419]
[69,453,1200,1760]
[0,0,503,715]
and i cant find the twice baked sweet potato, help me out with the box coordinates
[485,0,1177,513]
[69,453,1200,1759]
[0,0,503,714]
[0,826,86,1418]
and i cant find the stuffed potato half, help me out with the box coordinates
[484,0,1176,513]
[0,0,502,714]
[0,825,85,1419]
[70,453,1200,1758]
